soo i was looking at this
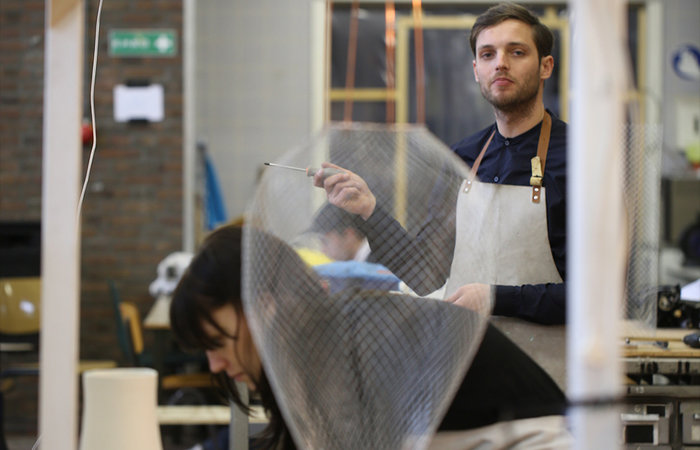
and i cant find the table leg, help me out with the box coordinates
[229,382,249,450]
[151,329,168,402]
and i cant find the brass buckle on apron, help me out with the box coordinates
[530,156,543,204]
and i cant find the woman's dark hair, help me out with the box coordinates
[170,224,294,449]
[469,2,554,60]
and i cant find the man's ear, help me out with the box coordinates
[472,59,479,82]
[540,55,554,80]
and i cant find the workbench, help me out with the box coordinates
[622,327,700,449]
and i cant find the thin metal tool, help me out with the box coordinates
[264,162,306,173]
[264,162,344,178]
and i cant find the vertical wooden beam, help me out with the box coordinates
[183,0,196,252]
[568,0,626,448]
[643,1,664,127]
[228,383,249,450]
[310,0,327,134]
[395,17,409,124]
[40,0,84,448]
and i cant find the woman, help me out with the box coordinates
[170,225,568,450]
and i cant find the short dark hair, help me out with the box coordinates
[470,3,554,60]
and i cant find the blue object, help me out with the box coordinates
[313,261,401,293]
[672,44,700,81]
[204,153,228,230]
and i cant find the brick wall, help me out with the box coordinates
[1,0,184,434]
[0,1,44,221]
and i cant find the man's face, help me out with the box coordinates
[472,19,553,113]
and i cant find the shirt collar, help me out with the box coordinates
[492,109,554,146]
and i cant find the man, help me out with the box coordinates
[447,2,565,325]
[311,203,372,262]
[315,3,568,387]
[316,2,565,325]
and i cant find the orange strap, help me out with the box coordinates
[343,1,360,123]
[530,112,551,203]
[412,0,425,124]
[385,2,396,122]
[463,130,495,193]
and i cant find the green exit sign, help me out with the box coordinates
[109,29,177,57]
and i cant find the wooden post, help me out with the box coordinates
[183,0,196,253]
[40,0,84,448]
[568,0,627,448]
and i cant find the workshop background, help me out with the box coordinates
[1,0,699,443]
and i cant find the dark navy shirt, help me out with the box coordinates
[451,111,567,324]
[361,112,567,325]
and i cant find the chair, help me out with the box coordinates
[108,280,206,375]
[118,301,150,366]
[112,290,226,446]
[0,277,41,352]
[118,301,211,376]
[1,277,118,377]
[0,277,116,449]
[109,281,213,392]
[0,277,40,450]
[109,280,206,369]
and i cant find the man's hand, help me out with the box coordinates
[313,162,376,220]
[445,283,492,315]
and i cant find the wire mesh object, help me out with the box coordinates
[622,123,664,333]
[242,122,498,449]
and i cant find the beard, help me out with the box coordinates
[480,68,541,114]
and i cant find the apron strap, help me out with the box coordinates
[463,112,552,203]
[463,130,495,193]
[530,112,552,203]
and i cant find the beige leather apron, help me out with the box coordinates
[445,113,567,390]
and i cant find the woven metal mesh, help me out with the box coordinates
[622,123,664,332]
[242,122,493,449]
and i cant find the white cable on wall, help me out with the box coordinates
[77,0,104,219]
